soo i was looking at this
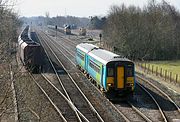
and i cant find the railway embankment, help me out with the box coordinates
[0,42,19,122]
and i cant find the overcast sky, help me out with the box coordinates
[15,0,180,17]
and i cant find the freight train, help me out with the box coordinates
[76,43,135,99]
[18,26,43,73]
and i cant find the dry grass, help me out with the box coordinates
[145,60,180,76]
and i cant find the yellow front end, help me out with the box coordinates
[107,77,114,88]
[126,77,134,91]
[106,66,134,92]
[117,66,124,89]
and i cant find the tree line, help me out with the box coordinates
[46,15,89,28]
[22,15,90,29]
[103,0,180,60]
[88,16,106,29]
[22,14,107,30]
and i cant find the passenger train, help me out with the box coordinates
[76,43,135,98]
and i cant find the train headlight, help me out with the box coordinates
[126,83,134,87]
[108,83,113,87]
[107,83,113,87]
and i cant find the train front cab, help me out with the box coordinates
[106,61,135,97]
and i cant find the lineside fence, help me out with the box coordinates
[136,62,180,86]
[100,41,180,85]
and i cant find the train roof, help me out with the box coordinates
[76,43,99,53]
[21,41,40,49]
[88,48,130,65]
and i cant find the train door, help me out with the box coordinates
[116,65,125,89]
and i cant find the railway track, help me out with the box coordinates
[29,73,79,122]
[29,73,77,122]
[136,75,180,122]
[37,30,104,122]
[42,28,180,122]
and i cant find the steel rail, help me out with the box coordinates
[127,101,152,122]
[136,75,180,113]
[41,74,89,122]
[137,82,168,122]
[29,73,67,122]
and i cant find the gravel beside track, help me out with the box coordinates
[14,73,63,122]
[130,84,165,122]
[113,102,146,122]
[136,72,180,107]
[136,75,180,122]
[30,73,80,122]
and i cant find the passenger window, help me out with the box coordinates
[108,68,114,76]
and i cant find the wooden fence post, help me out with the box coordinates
[160,68,162,77]
[170,72,172,82]
[144,63,146,72]
[165,70,167,81]
[141,63,143,68]
[156,67,158,76]
[152,65,154,74]
[175,74,178,83]
[148,64,150,74]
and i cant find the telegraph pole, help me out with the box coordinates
[99,33,102,47]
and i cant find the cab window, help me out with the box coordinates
[126,67,133,77]
[107,68,114,77]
